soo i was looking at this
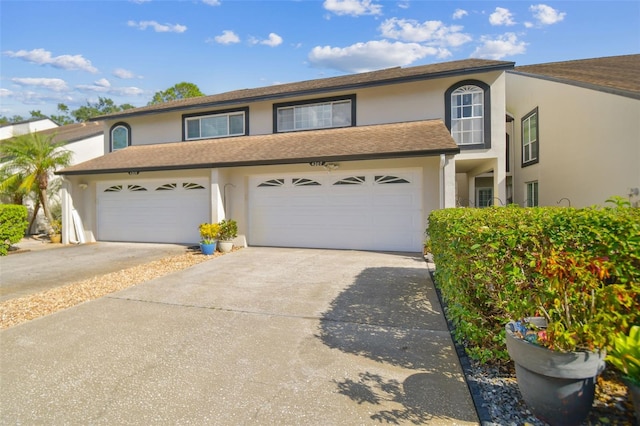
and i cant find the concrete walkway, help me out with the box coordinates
[0,247,478,425]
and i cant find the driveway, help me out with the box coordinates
[0,247,478,425]
[0,242,189,302]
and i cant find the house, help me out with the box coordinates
[505,54,640,208]
[57,58,513,251]
[0,117,58,140]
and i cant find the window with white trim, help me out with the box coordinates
[526,181,539,207]
[185,110,246,140]
[451,85,484,145]
[110,123,130,151]
[275,97,353,132]
[522,108,539,166]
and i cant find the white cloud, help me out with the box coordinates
[308,40,439,73]
[202,0,221,5]
[489,7,516,26]
[398,1,410,10]
[471,33,527,60]
[260,33,283,47]
[0,88,13,97]
[76,81,144,96]
[453,9,468,20]
[379,18,472,47]
[3,48,98,73]
[127,20,187,33]
[323,0,382,17]
[213,30,240,44]
[94,78,111,88]
[529,4,566,26]
[113,68,137,79]
[11,77,69,92]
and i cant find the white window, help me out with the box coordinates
[477,188,493,207]
[277,99,352,132]
[522,108,539,165]
[451,85,484,145]
[111,124,130,151]
[526,181,539,207]
[185,111,245,140]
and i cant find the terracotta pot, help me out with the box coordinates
[505,322,606,426]
[50,234,61,244]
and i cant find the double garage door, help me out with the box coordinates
[97,179,209,244]
[96,169,424,251]
[249,169,423,252]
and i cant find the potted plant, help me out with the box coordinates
[49,219,62,244]
[606,325,640,424]
[217,219,237,253]
[198,222,220,255]
[504,249,632,426]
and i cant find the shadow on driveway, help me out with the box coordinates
[317,266,476,424]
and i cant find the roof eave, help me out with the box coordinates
[508,70,640,100]
[92,62,514,122]
[56,147,460,176]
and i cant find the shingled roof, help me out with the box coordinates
[510,54,640,99]
[58,120,458,175]
[93,58,514,121]
[38,121,103,144]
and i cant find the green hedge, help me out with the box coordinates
[0,204,29,256]
[427,203,640,363]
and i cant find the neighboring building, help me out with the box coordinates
[0,121,105,232]
[506,54,640,208]
[58,59,513,251]
[0,118,58,140]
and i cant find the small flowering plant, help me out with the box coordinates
[199,223,220,245]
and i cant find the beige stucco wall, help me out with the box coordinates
[507,73,640,207]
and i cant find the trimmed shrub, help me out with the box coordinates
[427,204,640,363]
[0,204,29,256]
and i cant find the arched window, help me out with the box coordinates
[110,123,130,151]
[445,80,491,149]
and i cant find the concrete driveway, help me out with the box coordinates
[0,247,478,425]
[0,242,190,302]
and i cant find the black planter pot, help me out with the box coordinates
[505,322,606,426]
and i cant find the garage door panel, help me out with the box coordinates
[249,169,423,252]
[97,179,208,244]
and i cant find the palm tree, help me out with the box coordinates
[0,132,72,229]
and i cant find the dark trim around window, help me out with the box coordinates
[444,79,491,150]
[272,94,356,133]
[109,122,131,152]
[521,107,539,168]
[181,107,249,141]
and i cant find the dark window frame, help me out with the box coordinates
[182,107,249,141]
[272,94,356,133]
[444,79,491,150]
[109,122,131,152]
[521,107,539,168]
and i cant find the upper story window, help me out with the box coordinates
[522,107,539,167]
[184,108,247,141]
[110,123,130,152]
[274,95,355,132]
[445,80,491,149]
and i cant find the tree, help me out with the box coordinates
[0,132,72,230]
[72,97,135,122]
[148,82,204,105]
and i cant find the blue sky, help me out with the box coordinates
[1,0,638,119]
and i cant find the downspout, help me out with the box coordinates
[439,154,446,209]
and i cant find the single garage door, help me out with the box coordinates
[249,168,423,252]
[97,179,209,244]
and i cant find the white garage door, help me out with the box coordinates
[249,169,423,252]
[97,179,209,244]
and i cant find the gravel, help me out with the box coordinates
[0,247,226,329]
